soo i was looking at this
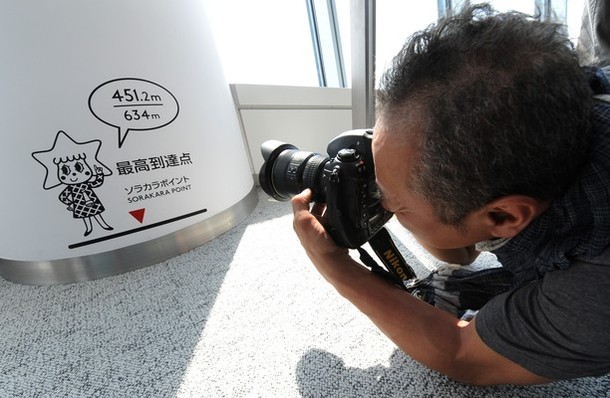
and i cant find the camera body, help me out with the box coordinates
[259,129,393,248]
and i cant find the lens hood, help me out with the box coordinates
[259,140,298,201]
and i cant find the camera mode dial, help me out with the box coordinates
[337,148,359,162]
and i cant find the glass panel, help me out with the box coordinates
[374,3,439,86]
[204,0,319,86]
[372,0,585,89]
[471,0,586,44]
[334,0,352,87]
[309,0,347,87]
[567,0,587,43]
[470,0,536,14]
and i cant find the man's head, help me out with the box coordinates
[375,4,593,227]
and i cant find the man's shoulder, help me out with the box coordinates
[476,243,610,379]
[535,245,610,292]
[575,243,610,266]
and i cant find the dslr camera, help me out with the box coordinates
[259,129,393,248]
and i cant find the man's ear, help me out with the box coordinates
[482,195,548,238]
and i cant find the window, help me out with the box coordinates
[373,2,438,85]
[203,0,319,86]
[205,1,590,88]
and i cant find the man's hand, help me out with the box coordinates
[291,189,374,288]
[291,189,349,263]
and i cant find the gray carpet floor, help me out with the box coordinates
[0,188,608,397]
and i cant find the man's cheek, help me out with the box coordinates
[395,213,413,231]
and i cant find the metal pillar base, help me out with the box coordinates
[0,187,258,285]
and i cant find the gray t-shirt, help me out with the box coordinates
[476,246,610,379]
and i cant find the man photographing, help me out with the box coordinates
[291,4,610,385]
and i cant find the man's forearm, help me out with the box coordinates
[309,252,551,385]
[316,254,468,378]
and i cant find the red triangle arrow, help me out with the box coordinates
[129,208,146,223]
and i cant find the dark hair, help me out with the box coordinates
[377,4,593,225]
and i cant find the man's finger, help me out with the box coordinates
[310,202,326,217]
[291,189,312,213]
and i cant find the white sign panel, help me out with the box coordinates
[0,1,254,265]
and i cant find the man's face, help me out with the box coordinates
[372,119,490,250]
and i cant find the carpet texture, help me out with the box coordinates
[0,188,608,397]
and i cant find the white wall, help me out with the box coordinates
[231,84,353,180]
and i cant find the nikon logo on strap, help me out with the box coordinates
[383,249,411,281]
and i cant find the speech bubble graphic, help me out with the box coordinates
[89,78,179,148]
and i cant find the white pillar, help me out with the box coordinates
[0,0,256,284]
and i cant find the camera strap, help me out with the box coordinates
[357,227,417,291]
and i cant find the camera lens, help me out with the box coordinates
[259,141,328,201]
